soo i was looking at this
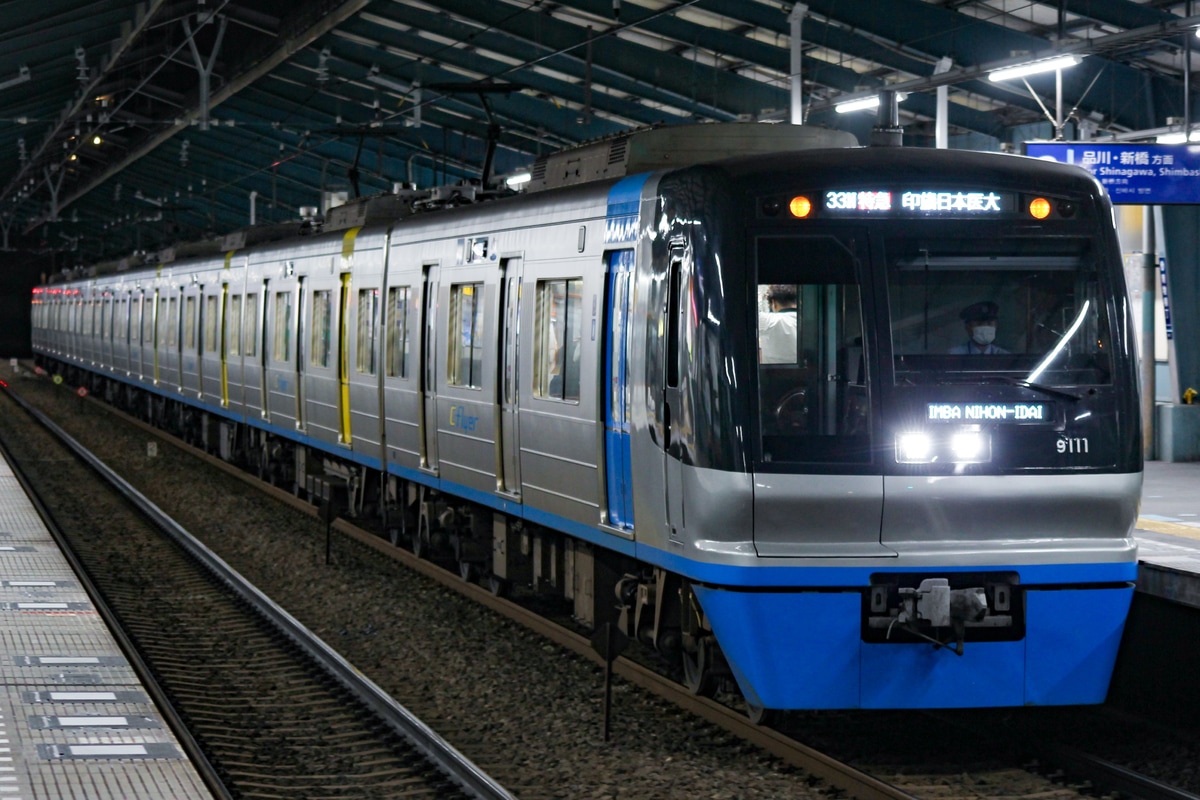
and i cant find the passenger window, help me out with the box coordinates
[158,298,169,347]
[357,287,379,375]
[534,278,583,402]
[166,298,178,348]
[142,297,155,344]
[448,283,484,388]
[228,294,242,357]
[185,297,197,349]
[204,295,219,352]
[386,286,410,378]
[243,294,258,357]
[311,289,332,368]
[273,291,292,361]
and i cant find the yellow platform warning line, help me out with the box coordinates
[1137,518,1200,541]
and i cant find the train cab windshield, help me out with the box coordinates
[753,231,1117,466]
[885,236,1114,389]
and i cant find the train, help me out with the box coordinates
[31,122,1142,717]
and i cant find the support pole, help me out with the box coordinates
[183,13,228,132]
[44,167,65,223]
[1143,208,1157,459]
[934,57,952,149]
[788,4,807,124]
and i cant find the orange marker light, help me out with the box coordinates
[1029,197,1052,219]
[789,195,813,218]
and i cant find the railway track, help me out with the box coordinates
[9,369,1200,800]
[0,381,513,800]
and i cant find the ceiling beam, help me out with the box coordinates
[31,0,371,234]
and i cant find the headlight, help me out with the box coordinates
[896,432,934,463]
[896,430,992,464]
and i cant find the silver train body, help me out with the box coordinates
[33,125,1142,712]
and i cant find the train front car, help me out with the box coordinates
[649,148,1140,712]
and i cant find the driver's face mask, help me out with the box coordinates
[971,325,997,346]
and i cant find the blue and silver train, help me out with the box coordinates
[32,123,1141,715]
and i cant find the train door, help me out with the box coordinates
[116,292,131,375]
[199,283,225,406]
[419,265,439,474]
[133,291,148,381]
[246,280,267,418]
[99,294,111,370]
[151,288,162,384]
[181,284,201,396]
[603,249,635,529]
[381,271,422,472]
[263,272,301,429]
[295,275,307,431]
[497,257,522,497]
[663,248,686,542]
[752,231,885,556]
[219,282,231,407]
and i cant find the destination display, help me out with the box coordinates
[1024,142,1200,204]
[822,189,1013,214]
[927,402,1049,422]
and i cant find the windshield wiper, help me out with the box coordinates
[993,375,1081,401]
[936,375,1081,401]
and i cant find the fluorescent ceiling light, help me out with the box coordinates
[988,55,1081,82]
[505,172,531,188]
[834,92,907,114]
[1157,131,1200,144]
[835,96,880,114]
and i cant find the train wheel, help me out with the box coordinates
[412,514,429,559]
[487,574,510,598]
[745,702,778,727]
[387,505,407,547]
[458,560,478,583]
[681,635,719,698]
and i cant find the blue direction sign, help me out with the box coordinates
[1024,142,1200,204]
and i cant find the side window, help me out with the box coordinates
[185,297,197,349]
[204,295,219,352]
[534,278,583,402]
[273,291,292,361]
[243,293,258,357]
[386,286,410,378]
[158,298,169,346]
[311,289,332,368]
[142,297,155,344]
[447,283,484,388]
[167,298,179,348]
[356,287,379,375]
[228,294,243,357]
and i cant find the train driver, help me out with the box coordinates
[950,300,1010,355]
[758,284,798,364]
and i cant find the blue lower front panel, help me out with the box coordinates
[693,583,1134,709]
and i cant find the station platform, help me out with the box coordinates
[0,450,214,799]
[1135,460,1200,610]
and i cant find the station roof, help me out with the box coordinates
[1,0,1198,264]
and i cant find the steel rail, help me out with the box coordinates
[2,383,516,800]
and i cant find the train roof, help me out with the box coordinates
[706,146,1105,197]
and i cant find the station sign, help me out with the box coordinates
[1024,142,1200,204]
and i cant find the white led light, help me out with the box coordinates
[951,432,985,462]
[505,172,531,188]
[896,432,933,463]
